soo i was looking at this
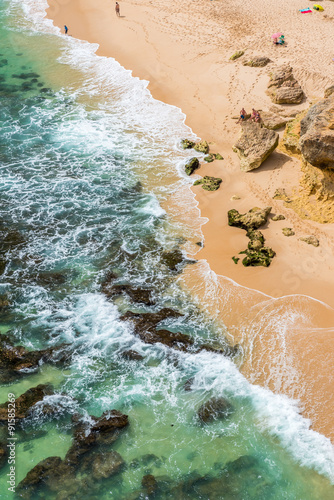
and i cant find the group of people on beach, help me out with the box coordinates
[237,108,261,124]
[64,2,120,33]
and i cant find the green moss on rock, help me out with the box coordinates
[181,139,195,149]
[204,154,214,163]
[185,157,200,176]
[230,50,244,61]
[194,141,209,154]
[194,176,222,191]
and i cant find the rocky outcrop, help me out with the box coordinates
[267,65,304,104]
[282,227,295,237]
[261,111,291,130]
[242,56,271,67]
[197,397,233,423]
[233,122,279,171]
[194,140,209,154]
[228,208,276,267]
[0,333,72,383]
[299,236,319,247]
[181,139,195,149]
[185,157,200,175]
[0,384,53,423]
[299,95,334,169]
[271,214,285,221]
[230,50,244,60]
[193,176,222,191]
[228,206,272,230]
[120,309,239,357]
[324,86,334,98]
[101,283,155,306]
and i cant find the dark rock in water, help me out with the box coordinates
[34,270,68,286]
[0,384,54,423]
[65,410,129,465]
[0,332,72,383]
[193,176,222,191]
[121,349,144,361]
[195,241,203,247]
[12,72,40,79]
[184,377,195,391]
[142,474,158,496]
[102,283,155,306]
[100,270,119,296]
[91,450,124,480]
[181,139,196,149]
[161,249,184,271]
[0,441,8,470]
[0,59,8,67]
[185,157,200,176]
[197,397,234,423]
[16,456,63,498]
[228,207,271,230]
[121,309,239,357]
[37,82,44,87]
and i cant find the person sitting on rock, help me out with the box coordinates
[254,111,262,123]
[237,108,247,123]
[249,108,257,122]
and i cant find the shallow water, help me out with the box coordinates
[0,0,334,498]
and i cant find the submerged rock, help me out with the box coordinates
[16,456,63,499]
[102,283,155,306]
[299,94,334,169]
[197,397,233,423]
[194,140,209,154]
[0,384,54,423]
[142,474,158,496]
[185,157,200,176]
[91,450,124,480]
[0,442,8,470]
[228,207,271,230]
[267,65,304,104]
[193,176,222,191]
[121,349,144,361]
[299,235,319,247]
[0,333,71,383]
[282,227,295,237]
[161,249,185,271]
[233,122,279,171]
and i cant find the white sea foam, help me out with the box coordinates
[8,0,334,485]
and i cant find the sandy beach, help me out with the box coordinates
[46,0,334,439]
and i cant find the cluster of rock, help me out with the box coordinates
[266,65,304,104]
[193,176,222,191]
[228,207,276,267]
[182,139,223,190]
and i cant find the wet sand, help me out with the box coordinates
[46,0,334,440]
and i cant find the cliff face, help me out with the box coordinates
[299,95,334,169]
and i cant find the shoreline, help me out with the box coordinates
[45,0,334,440]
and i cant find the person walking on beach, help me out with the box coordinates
[64,25,68,35]
[115,2,120,16]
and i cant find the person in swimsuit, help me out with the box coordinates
[64,25,68,35]
[237,108,247,124]
[249,108,257,122]
[254,111,261,123]
[115,2,120,16]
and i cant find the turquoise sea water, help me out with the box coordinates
[0,0,334,498]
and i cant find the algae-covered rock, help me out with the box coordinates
[242,56,271,67]
[233,122,279,171]
[230,50,244,61]
[193,176,222,191]
[204,154,214,163]
[194,140,209,154]
[91,451,124,480]
[241,246,276,267]
[198,397,233,423]
[247,229,265,251]
[0,384,54,422]
[282,227,295,236]
[181,139,195,149]
[142,474,158,496]
[228,207,271,230]
[185,157,200,175]
[299,235,319,247]
[232,256,239,264]
[215,153,224,160]
[271,214,285,221]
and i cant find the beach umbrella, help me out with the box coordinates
[271,32,283,38]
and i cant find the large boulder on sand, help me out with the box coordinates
[267,65,304,104]
[233,122,279,171]
[299,95,334,169]
[261,111,291,130]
